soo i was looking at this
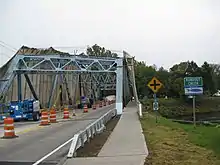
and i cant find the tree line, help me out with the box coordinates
[84,44,220,99]
[135,60,220,99]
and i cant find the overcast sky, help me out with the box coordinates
[0,0,220,69]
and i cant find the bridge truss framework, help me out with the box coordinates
[0,52,131,115]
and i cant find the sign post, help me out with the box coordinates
[153,98,159,122]
[147,77,163,123]
[192,96,196,127]
[184,77,203,128]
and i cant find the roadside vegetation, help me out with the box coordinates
[135,60,220,99]
[133,47,220,164]
[142,97,220,119]
[141,113,220,165]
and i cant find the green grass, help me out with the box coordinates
[141,113,220,165]
[156,115,220,156]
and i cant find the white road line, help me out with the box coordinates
[32,137,74,165]
[32,106,115,165]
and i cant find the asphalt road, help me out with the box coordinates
[0,104,115,165]
[0,109,84,127]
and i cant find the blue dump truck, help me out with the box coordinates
[1,99,40,121]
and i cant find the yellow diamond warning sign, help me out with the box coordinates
[147,77,163,93]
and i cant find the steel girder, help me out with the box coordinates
[14,55,118,73]
[14,54,118,94]
[75,73,116,84]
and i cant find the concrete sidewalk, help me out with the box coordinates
[64,102,148,165]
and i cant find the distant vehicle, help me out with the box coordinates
[105,95,116,101]
[77,96,92,109]
[213,90,220,97]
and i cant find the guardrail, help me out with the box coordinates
[67,108,117,158]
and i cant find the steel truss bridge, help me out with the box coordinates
[0,47,139,115]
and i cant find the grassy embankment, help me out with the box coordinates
[142,97,220,119]
[141,97,220,165]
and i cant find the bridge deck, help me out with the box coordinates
[64,101,148,165]
[0,104,115,165]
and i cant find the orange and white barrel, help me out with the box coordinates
[99,101,102,108]
[50,108,57,123]
[63,107,70,119]
[3,118,17,138]
[83,104,88,113]
[40,111,50,126]
[92,104,96,110]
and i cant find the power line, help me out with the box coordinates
[0,40,17,52]
[0,52,12,59]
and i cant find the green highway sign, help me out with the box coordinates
[184,77,203,87]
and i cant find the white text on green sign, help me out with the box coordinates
[184,77,203,87]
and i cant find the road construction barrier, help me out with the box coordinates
[92,104,96,110]
[72,108,76,116]
[63,107,70,119]
[83,104,88,113]
[50,108,57,123]
[40,111,50,126]
[99,101,102,108]
[2,117,17,138]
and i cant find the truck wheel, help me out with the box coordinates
[33,112,40,121]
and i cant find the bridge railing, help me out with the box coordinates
[67,108,117,158]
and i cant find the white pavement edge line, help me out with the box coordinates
[32,108,116,165]
[32,137,74,165]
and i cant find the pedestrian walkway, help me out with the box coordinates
[64,101,148,165]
